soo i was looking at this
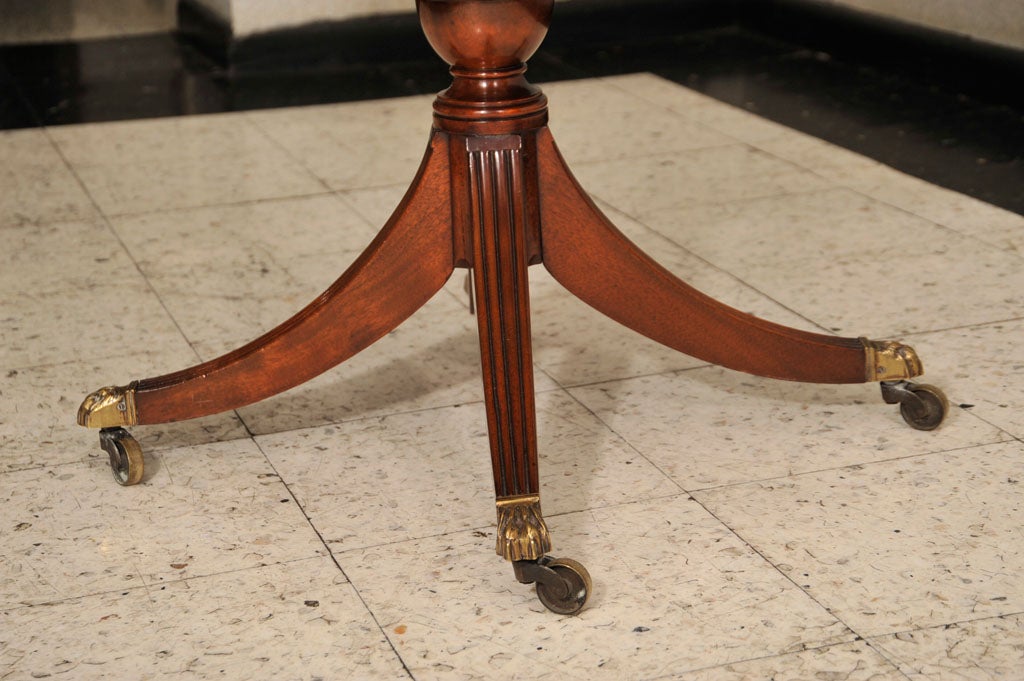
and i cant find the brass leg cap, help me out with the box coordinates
[77,382,138,429]
[861,338,924,381]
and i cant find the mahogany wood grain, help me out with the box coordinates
[134,133,455,424]
[463,133,541,499]
[536,128,868,384]
[115,0,878,509]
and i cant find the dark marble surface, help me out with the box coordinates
[1,2,1020,213]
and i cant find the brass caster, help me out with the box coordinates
[99,427,144,486]
[880,381,949,431]
[513,556,592,615]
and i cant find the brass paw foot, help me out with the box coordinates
[495,494,552,561]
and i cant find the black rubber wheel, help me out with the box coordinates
[535,558,592,615]
[898,384,949,431]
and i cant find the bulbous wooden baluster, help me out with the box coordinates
[417,0,552,71]
[418,0,554,128]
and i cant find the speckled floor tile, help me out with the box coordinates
[747,127,893,185]
[739,125,1024,256]
[733,232,1024,337]
[908,320,1024,439]
[110,194,376,271]
[543,78,734,164]
[670,642,904,681]
[256,389,679,553]
[572,144,833,219]
[0,352,245,472]
[839,162,1024,245]
[46,116,338,219]
[104,196,382,357]
[0,282,190,369]
[338,182,416,227]
[247,96,435,191]
[570,365,1005,490]
[639,187,956,276]
[634,185,1024,337]
[695,441,1024,637]
[528,204,824,387]
[0,135,98,225]
[51,113,328,216]
[867,613,1024,680]
[1,128,59,165]
[1,438,324,607]
[0,217,134,294]
[139,256,322,358]
[593,74,1024,257]
[0,558,408,680]
[339,494,852,680]
[72,150,326,216]
[48,114,277,168]
[604,72,810,145]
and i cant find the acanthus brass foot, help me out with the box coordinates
[495,494,552,561]
[861,338,924,381]
[77,382,139,429]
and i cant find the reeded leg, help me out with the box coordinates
[461,132,590,614]
[463,134,548,554]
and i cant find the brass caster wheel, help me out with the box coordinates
[513,556,592,615]
[881,381,949,431]
[99,427,144,486]
[536,557,592,615]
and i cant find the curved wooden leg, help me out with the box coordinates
[79,132,455,427]
[535,129,921,385]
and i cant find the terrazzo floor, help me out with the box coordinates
[2,73,1023,680]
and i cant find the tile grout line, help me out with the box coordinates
[854,610,1024,680]
[0,555,323,614]
[40,126,206,370]
[684,430,1018,495]
[243,112,349,198]
[36,124,270,507]
[588,190,1024,339]
[101,189,339,220]
[249,436,417,680]
[680,490,906,675]
[643,639,909,681]
[587,194,840,336]
[558,385,689,495]
[547,353,1021,674]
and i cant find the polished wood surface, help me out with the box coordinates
[136,133,454,423]
[126,0,879,472]
[465,134,542,499]
[536,128,868,384]
[82,0,937,585]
